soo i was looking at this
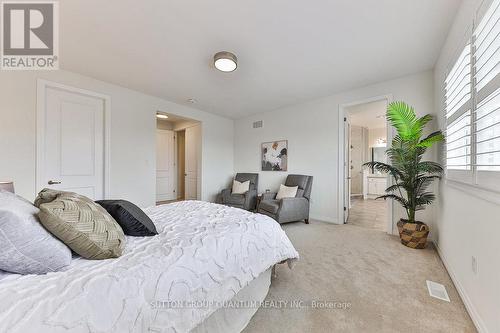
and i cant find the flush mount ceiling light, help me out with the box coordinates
[214,51,237,72]
[156,112,168,119]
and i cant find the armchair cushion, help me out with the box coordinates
[261,192,277,201]
[259,200,280,214]
[225,193,246,206]
[276,184,298,200]
[232,180,250,194]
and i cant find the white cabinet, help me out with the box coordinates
[366,176,387,198]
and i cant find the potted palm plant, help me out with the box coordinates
[364,101,444,249]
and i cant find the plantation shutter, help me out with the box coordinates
[445,42,473,177]
[474,0,500,188]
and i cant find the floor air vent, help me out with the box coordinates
[426,280,450,302]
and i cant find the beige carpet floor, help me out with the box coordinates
[243,221,476,333]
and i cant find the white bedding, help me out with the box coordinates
[0,201,299,333]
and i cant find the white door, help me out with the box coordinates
[41,87,105,200]
[156,129,175,202]
[185,125,200,200]
[344,116,351,223]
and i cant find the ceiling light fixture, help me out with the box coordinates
[214,51,237,72]
[156,112,168,119]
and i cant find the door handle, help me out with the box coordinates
[48,180,62,185]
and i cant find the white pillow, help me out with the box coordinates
[0,191,72,274]
[276,184,298,200]
[232,180,250,194]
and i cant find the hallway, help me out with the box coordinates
[348,196,387,232]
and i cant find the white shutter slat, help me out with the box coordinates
[445,44,472,119]
[474,88,500,170]
[446,111,472,170]
[474,0,500,97]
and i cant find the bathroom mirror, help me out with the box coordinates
[371,147,387,174]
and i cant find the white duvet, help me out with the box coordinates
[0,201,299,333]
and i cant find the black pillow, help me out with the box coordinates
[96,200,158,236]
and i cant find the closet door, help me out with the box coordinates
[156,129,175,202]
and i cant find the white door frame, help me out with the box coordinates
[36,79,112,198]
[337,94,394,234]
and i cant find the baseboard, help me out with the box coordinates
[434,243,488,333]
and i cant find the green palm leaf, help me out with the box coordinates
[418,131,445,148]
[376,194,410,209]
[363,161,403,178]
[387,101,418,140]
[415,193,436,209]
[417,161,444,174]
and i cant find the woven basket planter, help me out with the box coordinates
[397,219,429,249]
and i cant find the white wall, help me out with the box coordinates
[434,0,498,332]
[234,70,435,225]
[0,70,234,207]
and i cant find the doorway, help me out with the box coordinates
[339,96,393,234]
[156,112,201,205]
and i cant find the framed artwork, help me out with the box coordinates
[261,140,288,171]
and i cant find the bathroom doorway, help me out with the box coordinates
[339,96,393,233]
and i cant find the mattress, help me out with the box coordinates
[0,201,298,333]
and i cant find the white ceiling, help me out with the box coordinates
[60,0,460,119]
[347,100,387,129]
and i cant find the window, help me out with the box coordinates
[445,0,500,189]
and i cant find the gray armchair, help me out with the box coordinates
[258,174,313,224]
[220,173,259,211]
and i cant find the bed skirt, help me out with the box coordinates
[191,268,272,333]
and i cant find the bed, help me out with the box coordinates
[0,200,299,333]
